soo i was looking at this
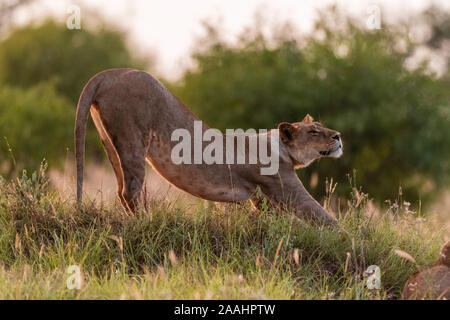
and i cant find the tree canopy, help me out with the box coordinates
[0,19,145,103]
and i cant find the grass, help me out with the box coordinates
[0,163,445,299]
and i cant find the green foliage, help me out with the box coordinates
[14,160,49,204]
[0,19,145,103]
[0,83,73,174]
[0,166,444,299]
[172,13,450,204]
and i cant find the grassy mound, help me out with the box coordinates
[0,165,444,299]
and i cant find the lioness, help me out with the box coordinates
[75,69,342,224]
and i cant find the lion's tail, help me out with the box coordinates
[75,75,103,203]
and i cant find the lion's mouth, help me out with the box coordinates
[319,150,332,156]
[319,144,342,156]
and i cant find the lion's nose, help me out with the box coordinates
[333,133,340,141]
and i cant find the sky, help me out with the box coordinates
[12,0,450,78]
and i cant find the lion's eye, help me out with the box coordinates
[308,130,319,135]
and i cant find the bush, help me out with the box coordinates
[0,83,99,175]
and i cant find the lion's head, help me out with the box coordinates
[278,114,343,168]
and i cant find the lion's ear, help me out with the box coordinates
[278,122,298,143]
[302,114,314,123]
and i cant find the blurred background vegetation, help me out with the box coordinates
[0,2,449,208]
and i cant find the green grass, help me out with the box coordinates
[0,165,445,299]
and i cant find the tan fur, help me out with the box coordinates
[402,241,450,300]
[75,69,343,224]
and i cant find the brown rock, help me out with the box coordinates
[402,241,450,300]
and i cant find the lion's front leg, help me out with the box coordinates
[258,174,337,225]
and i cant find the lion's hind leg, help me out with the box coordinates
[108,130,146,212]
[116,142,146,212]
[90,108,127,208]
